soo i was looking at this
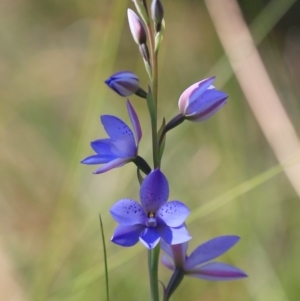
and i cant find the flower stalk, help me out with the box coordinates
[81,1,247,301]
[149,244,161,301]
[144,1,160,300]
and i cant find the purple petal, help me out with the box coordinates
[160,239,174,258]
[127,100,142,144]
[101,115,135,144]
[110,136,137,158]
[91,139,114,155]
[158,224,191,245]
[111,224,144,247]
[185,236,240,270]
[161,254,175,270]
[93,157,129,174]
[178,77,215,113]
[110,199,146,225]
[139,227,160,249]
[81,154,115,165]
[185,89,227,121]
[161,241,188,269]
[140,169,169,213]
[187,262,247,281]
[112,82,134,97]
[157,201,190,227]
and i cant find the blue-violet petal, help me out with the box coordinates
[93,158,128,174]
[127,100,142,144]
[158,224,191,245]
[140,169,169,213]
[81,154,115,165]
[157,201,190,227]
[185,235,240,270]
[187,262,247,281]
[101,115,135,144]
[111,224,144,247]
[139,227,160,249]
[110,199,146,226]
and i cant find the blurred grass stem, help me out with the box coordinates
[99,215,109,301]
[205,0,300,197]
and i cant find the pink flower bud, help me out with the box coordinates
[127,9,147,45]
[178,77,228,122]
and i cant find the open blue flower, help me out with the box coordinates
[81,100,142,174]
[161,235,247,281]
[178,77,228,122]
[110,169,191,249]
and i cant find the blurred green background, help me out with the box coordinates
[1,0,300,300]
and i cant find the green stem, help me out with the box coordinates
[148,244,160,301]
[151,49,159,169]
[142,2,160,301]
[150,108,159,169]
[143,1,159,169]
[159,114,185,146]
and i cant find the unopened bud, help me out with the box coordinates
[139,44,150,65]
[151,0,164,32]
[127,9,147,45]
[178,77,228,122]
[105,71,140,97]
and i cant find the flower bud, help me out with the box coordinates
[139,44,150,65]
[178,77,228,122]
[105,71,140,97]
[151,0,164,32]
[127,9,147,45]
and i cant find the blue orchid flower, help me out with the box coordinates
[161,236,247,300]
[110,169,191,249]
[81,100,142,174]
